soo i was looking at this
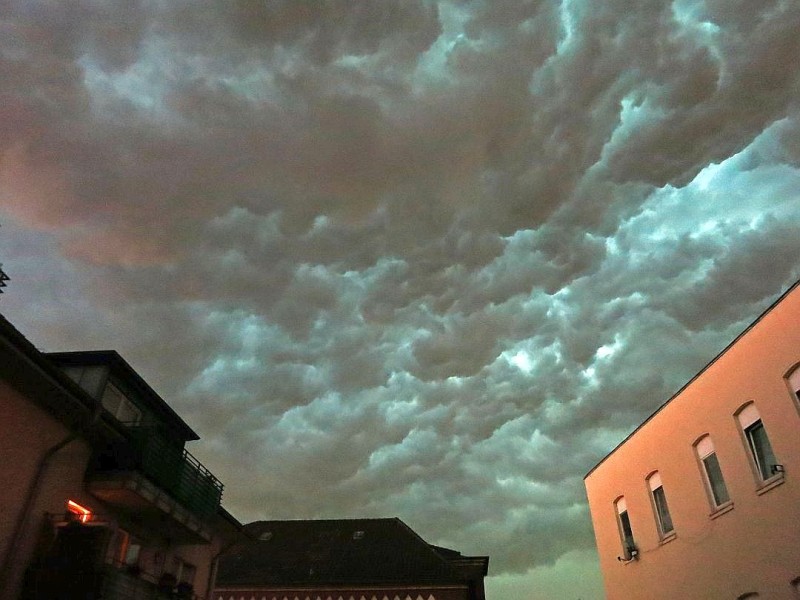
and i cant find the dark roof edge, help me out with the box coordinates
[0,313,100,421]
[391,517,465,578]
[584,277,800,480]
[242,517,471,579]
[219,505,244,529]
[46,350,199,441]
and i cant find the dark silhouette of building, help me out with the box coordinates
[0,314,243,599]
[215,518,489,600]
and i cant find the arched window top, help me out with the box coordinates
[735,402,760,429]
[695,434,715,458]
[646,471,663,491]
[614,496,626,514]
[736,592,759,599]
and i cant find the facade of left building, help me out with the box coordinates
[0,314,243,600]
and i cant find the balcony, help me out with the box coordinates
[88,425,223,542]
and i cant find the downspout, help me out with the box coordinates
[0,401,103,598]
[205,538,246,600]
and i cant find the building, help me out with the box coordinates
[0,314,243,599]
[214,518,489,600]
[584,281,800,599]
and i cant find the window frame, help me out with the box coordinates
[646,472,675,539]
[786,362,800,409]
[693,435,731,510]
[172,557,196,585]
[101,381,142,425]
[735,402,782,485]
[614,496,637,560]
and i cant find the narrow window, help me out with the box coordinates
[124,540,141,566]
[614,497,636,559]
[111,528,139,566]
[101,382,142,425]
[180,562,196,585]
[788,366,800,402]
[695,436,730,507]
[647,473,674,537]
[737,404,779,481]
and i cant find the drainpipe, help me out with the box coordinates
[205,538,246,600]
[0,402,103,599]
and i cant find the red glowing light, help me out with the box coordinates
[67,500,92,523]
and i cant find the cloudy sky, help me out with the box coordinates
[2,0,800,598]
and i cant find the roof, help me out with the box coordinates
[217,518,487,587]
[0,312,99,428]
[46,350,199,441]
[584,277,800,480]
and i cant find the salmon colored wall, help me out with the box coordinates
[585,286,800,599]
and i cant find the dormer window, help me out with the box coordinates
[101,382,141,425]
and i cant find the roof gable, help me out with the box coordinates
[218,518,468,587]
[46,350,198,441]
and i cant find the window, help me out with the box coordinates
[61,365,107,398]
[788,366,800,402]
[737,404,779,481]
[101,382,142,425]
[614,497,636,559]
[172,557,196,584]
[124,540,141,566]
[647,473,674,537]
[695,436,730,508]
[791,576,800,593]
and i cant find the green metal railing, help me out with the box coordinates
[118,425,223,520]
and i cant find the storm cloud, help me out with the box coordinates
[2,1,800,598]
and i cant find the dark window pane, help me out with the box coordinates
[652,486,674,534]
[619,510,633,544]
[746,421,777,480]
[702,453,730,505]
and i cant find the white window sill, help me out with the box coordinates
[756,473,785,496]
[709,501,734,520]
[659,532,677,546]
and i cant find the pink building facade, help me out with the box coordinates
[585,282,800,599]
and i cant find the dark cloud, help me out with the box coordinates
[2,1,800,597]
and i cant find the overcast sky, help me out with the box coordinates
[2,1,800,598]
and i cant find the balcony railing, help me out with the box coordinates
[96,425,223,520]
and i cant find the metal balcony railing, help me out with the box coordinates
[101,425,223,520]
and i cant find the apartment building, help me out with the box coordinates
[584,281,800,599]
[214,518,489,600]
[0,314,243,599]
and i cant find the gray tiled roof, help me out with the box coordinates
[217,518,480,587]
